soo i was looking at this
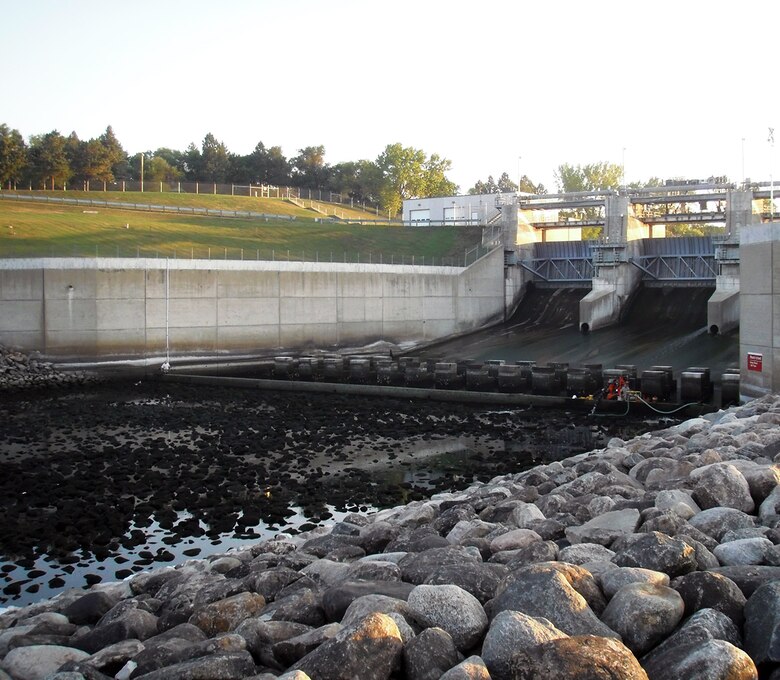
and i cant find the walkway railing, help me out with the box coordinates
[4,181,382,213]
[0,192,399,225]
[0,243,496,268]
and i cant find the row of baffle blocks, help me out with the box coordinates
[267,356,740,407]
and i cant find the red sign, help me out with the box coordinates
[747,353,763,372]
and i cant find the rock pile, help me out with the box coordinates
[3,394,780,679]
[0,346,96,391]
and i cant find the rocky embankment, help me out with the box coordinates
[0,347,96,391]
[2,396,780,679]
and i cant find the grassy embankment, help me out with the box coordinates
[0,191,483,263]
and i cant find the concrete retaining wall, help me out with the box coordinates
[739,222,780,399]
[0,248,506,358]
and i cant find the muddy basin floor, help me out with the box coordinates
[0,379,676,606]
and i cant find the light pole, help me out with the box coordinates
[770,127,775,221]
[621,147,626,187]
[517,155,522,194]
[741,137,746,186]
[140,152,144,193]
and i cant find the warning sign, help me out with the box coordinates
[747,353,763,372]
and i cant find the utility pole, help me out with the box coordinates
[140,152,144,193]
[770,128,775,221]
[741,137,746,186]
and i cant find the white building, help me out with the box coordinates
[402,192,516,226]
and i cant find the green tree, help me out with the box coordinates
[28,131,72,189]
[496,172,518,193]
[375,143,457,216]
[98,125,127,179]
[555,161,622,228]
[468,176,498,195]
[153,147,186,174]
[183,142,201,180]
[423,153,457,197]
[554,161,623,194]
[73,138,114,183]
[328,159,380,204]
[200,133,230,183]
[229,142,291,185]
[291,145,329,189]
[264,145,291,185]
[468,172,545,195]
[146,155,183,182]
[0,124,27,189]
[518,174,546,194]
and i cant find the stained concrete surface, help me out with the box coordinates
[418,285,739,380]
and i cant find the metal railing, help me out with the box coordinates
[519,257,595,282]
[4,181,382,213]
[0,242,496,268]
[0,192,399,225]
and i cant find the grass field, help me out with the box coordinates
[2,190,384,220]
[0,192,484,264]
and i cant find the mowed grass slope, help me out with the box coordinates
[0,197,483,263]
[7,190,384,221]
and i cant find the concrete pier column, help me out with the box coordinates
[708,191,752,335]
[578,196,645,332]
[739,221,780,400]
[502,201,533,317]
[603,195,629,243]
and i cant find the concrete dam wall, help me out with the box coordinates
[0,248,507,358]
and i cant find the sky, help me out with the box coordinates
[2,0,779,194]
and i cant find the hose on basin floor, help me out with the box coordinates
[632,393,704,416]
[588,391,703,418]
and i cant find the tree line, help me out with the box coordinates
[0,125,473,216]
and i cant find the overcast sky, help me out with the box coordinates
[3,0,778,193]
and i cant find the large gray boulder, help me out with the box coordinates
[340,594,416,628]
[439,655,491,680]
[707,565,780,597]
[687,507,756,542]
[233,619,311,669]
[423,562,505,604]
[489,528,542,553]
[508,635,648,680]
[291,612,403,680]
[611,532,696,576]
[485,565,616,639]
[402,627,461,680]
[121,650,258,680]
[482,611,567,680]
[744,579,780,665]
[511,502,546,528]
[600,567,669,600]
[71,607,159,654]
[1,645,89,680]
[272,623,342,667]
[565,509,641,546]
[600,583,684,656]
[399,547,481,585]
[759,484,780,520]
[641,639,757,680]
[671,571,747,626]
[558,543,615,566]
[407,584,488,652]
[188,592,265,636]
[713,538,773,566]
[691,463,755,513]
[654,490,700,520]
[321,580,414,622]
[639,607,742,675]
